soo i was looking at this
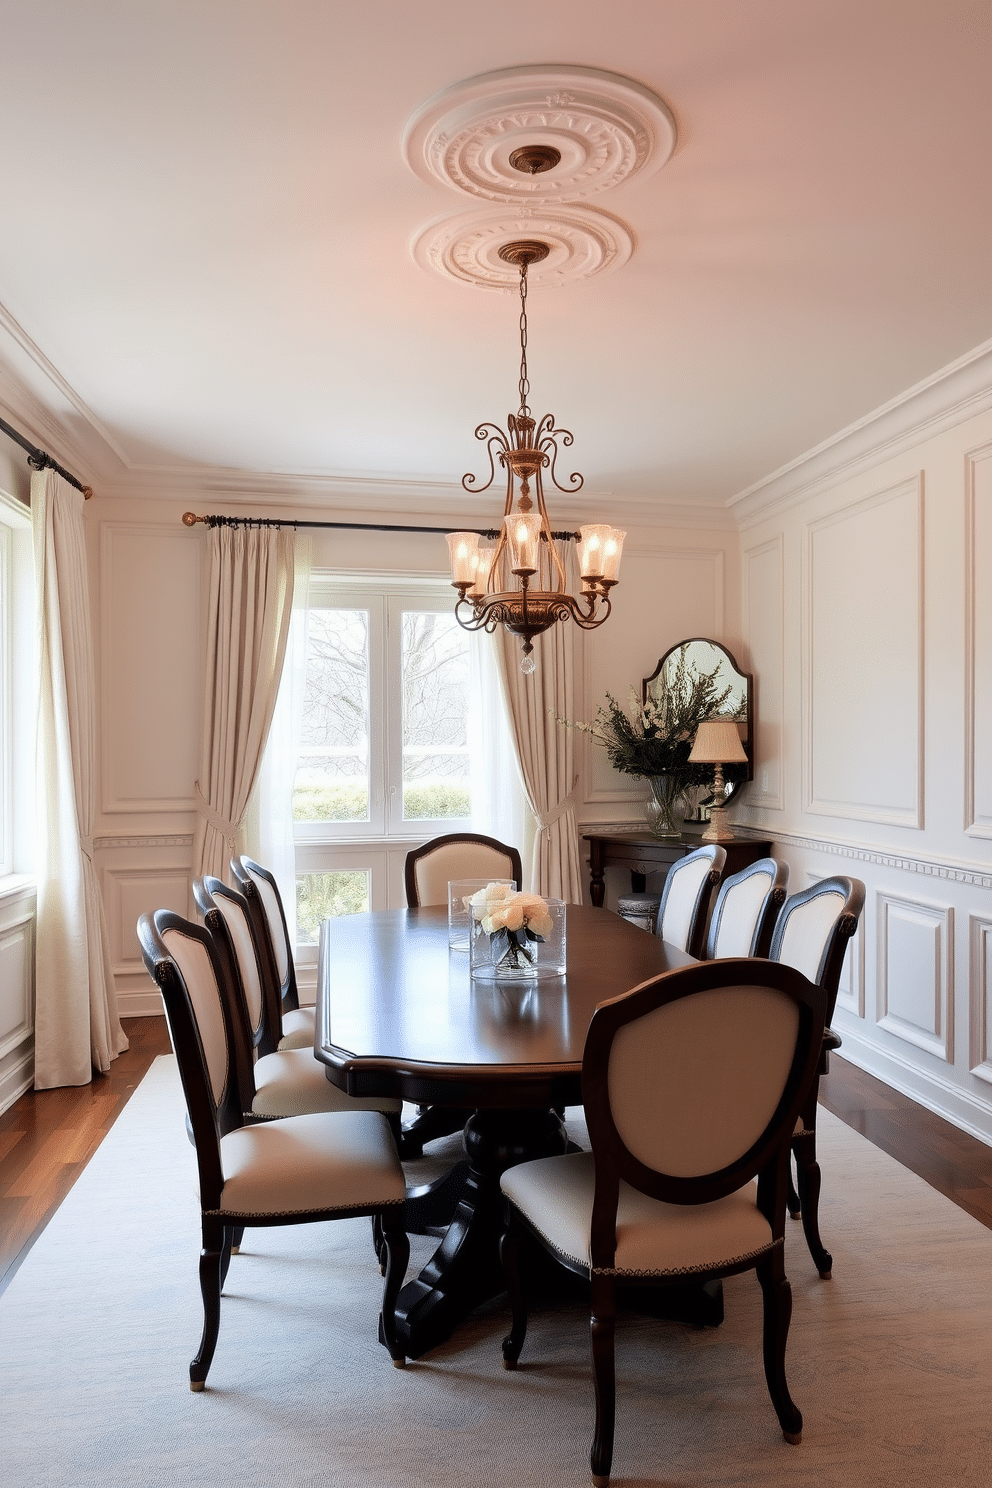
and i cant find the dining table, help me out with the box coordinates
[314,903,704,1358]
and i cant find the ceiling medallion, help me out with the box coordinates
[411,204,633,289]
[403,64,677,204]
[446,242,625,672]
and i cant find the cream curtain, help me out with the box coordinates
[32,468,127,1088]
[192,525,296,884]
[495,580,583,903]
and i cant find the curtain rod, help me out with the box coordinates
[181,511,580,540]
[0,415,92,497]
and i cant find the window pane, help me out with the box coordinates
[401,611,470,820]
[295,608,370,822]
[296,870,370,944]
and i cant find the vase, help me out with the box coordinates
[470,900,567,981]
[644,776,688,838]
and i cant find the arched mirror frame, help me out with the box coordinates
[642,638,754,801]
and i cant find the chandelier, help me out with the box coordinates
[446,238,625,673]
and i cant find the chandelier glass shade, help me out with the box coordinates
[446,239,625,673]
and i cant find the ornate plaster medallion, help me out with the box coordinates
[411,205,634,289]
[403,64,677,204]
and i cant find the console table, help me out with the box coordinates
[582,826,775,908]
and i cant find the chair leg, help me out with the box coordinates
[379,1205,410,1368]
[229,1225,244,1257]
[756,1252,802,1445]
[787,1167,802,1220]
[219,1225,235,1288]
[793,1121,833,1278]
[499,1211,528,1369]
[589,1274,617,1488]
[372,1212,386,1274]
[191,1218,226,1391]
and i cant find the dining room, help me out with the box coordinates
[3,3,992,1484]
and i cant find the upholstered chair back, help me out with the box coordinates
[232,856,299,1013]
[405,832,523,907]
[655,844,726,957]
[769,876,865,1023]
[705,856,789,960]
[582,958,825,1242]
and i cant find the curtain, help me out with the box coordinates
[467,629,534,870]
[495,557,583,902]
[32,468,127,1088]
[191,525,296,884]
[244,537,311,945]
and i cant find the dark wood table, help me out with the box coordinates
[315,904,698,1358]
[583,826,775,907]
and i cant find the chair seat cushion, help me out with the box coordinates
[251,1049,402,1118]
[218,1110,405,1217]
[501,1152,774,1277]
[278,1006,316,1049]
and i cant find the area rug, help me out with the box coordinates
[2,1056,991,1488]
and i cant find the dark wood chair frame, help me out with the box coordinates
[403,830,524,909]
[768,875,866,1278]
[137,908,410,1389]
[653,842,727,958]
[231,855,302,1021]
[193,875,285,1063]
[704,855,789,961]
[499,957,827,1487]
[402,831,524,1158]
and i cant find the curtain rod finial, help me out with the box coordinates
[83,486,93,499]
[182,511,202,526]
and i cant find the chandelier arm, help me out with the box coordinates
[541,423,585,495]
[568,592,613,630]
[462,425,510,493]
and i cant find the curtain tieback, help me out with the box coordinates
[535,775,579,833]
[78,835,94,861]
[194,782,243,850]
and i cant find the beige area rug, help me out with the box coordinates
[3,1056,991,1488]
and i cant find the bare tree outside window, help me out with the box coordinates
[294,609,370,822]
[402,612,470,819]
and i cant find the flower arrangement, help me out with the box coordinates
[468,884,553,973]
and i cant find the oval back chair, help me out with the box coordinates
[705,856,789,960]
[404,831,523,908]
[654,843,727,958]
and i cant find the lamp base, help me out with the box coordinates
[701,806,737,843]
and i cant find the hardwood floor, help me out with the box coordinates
[1,1019,991,1298]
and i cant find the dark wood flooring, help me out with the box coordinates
[1,1017,991,1298]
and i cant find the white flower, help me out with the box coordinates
[479,890,552,938]
[468,882,515,920]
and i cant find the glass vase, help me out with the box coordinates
[644,775,688,839]
[469,900,567,981]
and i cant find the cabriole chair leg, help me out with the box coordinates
[191,1218,226,1391]
[756,1253,802,1444]
[589,1279,618,1488]
[499,1219,528,1368]
[379,1206,410,1368]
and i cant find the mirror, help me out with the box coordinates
[642,639,753,804]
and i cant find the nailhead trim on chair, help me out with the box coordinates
[205,1197,406,1222]
[594,1236,781,1279]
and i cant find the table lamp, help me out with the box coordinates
[688,719,748,842]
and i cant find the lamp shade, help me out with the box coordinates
[688,718,747,764]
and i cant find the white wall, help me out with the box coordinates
[733,345,992,1143]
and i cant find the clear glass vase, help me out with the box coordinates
[644,775,688,838]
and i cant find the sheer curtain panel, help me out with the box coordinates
[192,524,296,884]
[32,468,126,1088]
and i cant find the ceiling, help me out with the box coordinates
[0,0,990,518]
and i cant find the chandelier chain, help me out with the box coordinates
[517,262,530,416]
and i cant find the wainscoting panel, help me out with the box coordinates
[100,523,202,815]
[803,476,923,827]
[876,891,952,1061]
[965,442,992,837]
[0,884,35,1111]
[583,547,725,803]
[102,855,193,1016]
[743,535,784,810]
[968,913,992,1084]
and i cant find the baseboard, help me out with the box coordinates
[836,1024,992,1148]
[118,988,164,1017]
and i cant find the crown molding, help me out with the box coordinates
[728,337,992,527]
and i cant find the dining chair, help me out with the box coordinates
[402,830,524,1158]
[231,855,315,1050]
[404,831,524,909]
[136,908,409,1389]
[192,876,402,1130]
[768,875,866,1278]
[498,957,826,1487]
[704,855,789,960]
[653,843,727,957]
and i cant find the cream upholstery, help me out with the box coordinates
[659,853,712,950]
[279,1005,316,1049]
[239,860,316,1050]
[218,1109,406,1216]
[501,1153,772,1275]
[161,927,229,1104]
[413,842,517,907]
[776,890,846,982]
[252,1048,401,1118]
[710,871,774,958]
[212,894,265,1035]
[607,986,799,1176]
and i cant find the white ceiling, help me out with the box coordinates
[0,0,989,516]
